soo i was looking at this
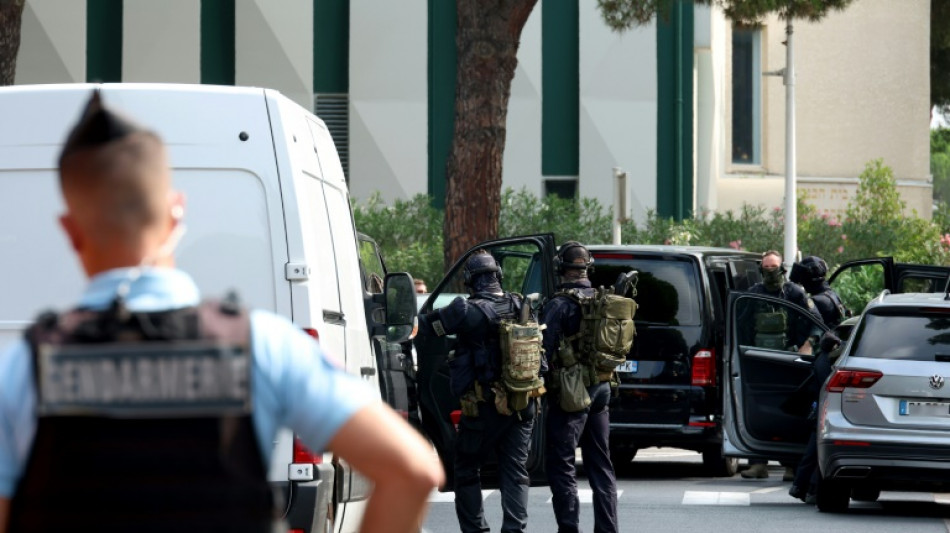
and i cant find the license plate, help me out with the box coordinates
[617,360,638,373]
[899,399,950,416]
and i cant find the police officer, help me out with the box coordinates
[787,256,850,503]
[0,92,443,532]
[417,250,537,533]
[788,331,843,504]
[542,242,618,533]
[741,249,823,480]
[790,255,851,328]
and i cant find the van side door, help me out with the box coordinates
[414,234,556,489]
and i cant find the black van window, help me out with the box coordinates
[589,258,701,326]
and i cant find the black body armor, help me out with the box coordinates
[9,298,277,532]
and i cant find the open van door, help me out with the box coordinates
[414,234,557,489]
[722,292,828,462]
[828,257,950,316]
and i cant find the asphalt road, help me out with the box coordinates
[422,448,950,533]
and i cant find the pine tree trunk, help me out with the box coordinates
[0,0,26,86]
[443,0,537,272]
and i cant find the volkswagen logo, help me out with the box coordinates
[930,375,945,390]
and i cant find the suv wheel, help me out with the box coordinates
[816,479,850,512]
[701,446,737,477]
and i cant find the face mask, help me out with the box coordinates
[762,268,785,291]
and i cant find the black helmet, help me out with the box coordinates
[463,252,502,287]
[554,241,593,275]
[790,255,828,284]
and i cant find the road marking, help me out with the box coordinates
[682,491,751,506]
[428,489,493,503]
[540,489,623,504]
[933,493,950,532]
[751,486,785,494]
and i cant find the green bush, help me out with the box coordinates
[353,159,950,287]
[352,193,444,291]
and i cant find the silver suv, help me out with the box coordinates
[816,291,950,512]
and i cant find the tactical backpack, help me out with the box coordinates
[558,283,638,373]
[472,294,546,411]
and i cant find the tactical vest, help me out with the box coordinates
[9,297,278,533]
[470,294,545,411]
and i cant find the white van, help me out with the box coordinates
[0,83,418,533]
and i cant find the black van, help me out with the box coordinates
[584,245,761,476]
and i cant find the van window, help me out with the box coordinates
[590,258,701,326]
[430,242,545,311]
[297,173,341,313]
[358,237,386,294]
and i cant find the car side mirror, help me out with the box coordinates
[383,272,418,343]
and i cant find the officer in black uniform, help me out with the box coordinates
[787,255,850,503]
[790,255,851,328]
[741,249,823,480]
[788,331,842,504]
[417,250,537,533]
[541,242,618,533]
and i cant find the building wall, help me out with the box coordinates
[235,0,313,110]
[124,0,200,83]
[14,0,85,85]
[348,0,428,202]
[719,0,932,217]
[578,4,657,221]
[502,5,543,198]
[12,0,932,220]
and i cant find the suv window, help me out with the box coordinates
[589,258,701,326]
[850,309,950,361]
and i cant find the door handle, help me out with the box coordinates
[323,310,346,325]
[360,366,376,377]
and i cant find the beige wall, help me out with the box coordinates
[719,0,932,217]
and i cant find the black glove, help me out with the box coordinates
[819,331,842,353]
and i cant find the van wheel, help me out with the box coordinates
[609,447,638,468]
[816,479,850,512]
[702,446,737,477]
[851,487,881,502]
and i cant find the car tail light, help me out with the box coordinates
[691,349,716,387]
[826,369,883,392]
[293,435,323,464]
[302,327,319,340]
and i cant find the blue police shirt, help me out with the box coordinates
[0,267,374,497]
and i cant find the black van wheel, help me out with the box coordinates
[816,479,850,512]
[609,447,638,468]
[702,446,737,477]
